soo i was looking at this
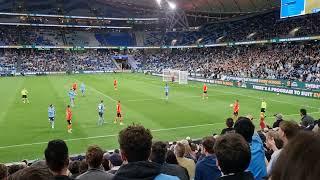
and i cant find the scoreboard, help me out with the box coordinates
[281,0,320,18]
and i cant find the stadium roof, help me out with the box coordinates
[0,0,280,17]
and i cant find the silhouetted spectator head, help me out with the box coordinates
[166,150,179,165]
[8,164,25,175]
[68,160,80,176]
[226,118,234,128]
[118,124,153,162]
[79,160,88,174]
[0,164,8,180]
[214,133,251,175]
[271,131,320,180]
[150,141,168,164]
[174,142,185,158]
[85,145,104,168]
[300,108,307,116]
[202,136,215,155]
[44,139,69,174]
[234,117,255,142]
[108,153,123,167]
[102,153,110,171]
[114,149,120,154]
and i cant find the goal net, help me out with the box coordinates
[163,69,188,84]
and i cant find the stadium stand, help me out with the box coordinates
[1,1,320,180]
[0,10,319,46]
[139,42,320,82]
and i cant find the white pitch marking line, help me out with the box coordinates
[1,111,319,149]
[0,122,225,149]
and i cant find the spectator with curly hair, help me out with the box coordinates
[114,124,179,180]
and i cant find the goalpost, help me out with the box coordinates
[163,69,188,84]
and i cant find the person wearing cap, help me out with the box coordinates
[107,153,123,174]
[272,114,283,128]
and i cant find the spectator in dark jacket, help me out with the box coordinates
[195,136,221,180]
[76,145,113,180]
[221,118,235,135]
[234,117,267,180]
[44,139,73,180]
[150,141,189,180]
[214,133,254,180]
[300,109,315,129]
[272,114,283,128]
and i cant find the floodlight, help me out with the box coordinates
[168,1,176,10]
[156,0,161,6]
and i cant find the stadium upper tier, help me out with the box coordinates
[0,11,319,46]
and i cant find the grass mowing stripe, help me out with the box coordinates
[1,111,319,149]
[124,75,319,109]
[0,74,318,162]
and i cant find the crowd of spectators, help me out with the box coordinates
[140,42,320,82]
[0,49,116,73]
[70,51,116,71]
[0,108,319,180]
[201,10,320,43]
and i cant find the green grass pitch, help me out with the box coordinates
[0,73,319,163]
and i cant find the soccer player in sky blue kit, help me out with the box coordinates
[48,104,55,129]
[80,83,86,97]
[68,89,76,107]
[165,83,169,101]
[98,100,105,126]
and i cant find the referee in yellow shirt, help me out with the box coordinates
[261,99,267,113]
[21,88,29,104]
